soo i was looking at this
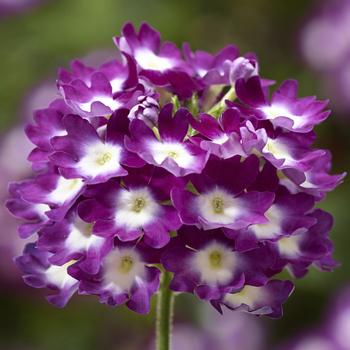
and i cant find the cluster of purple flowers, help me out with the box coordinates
[8,22,345,316]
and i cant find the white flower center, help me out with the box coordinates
[48,177,84,204]
[46,260,77,288]
[65,218,103,252]
[149,141,194,168]
[277,234,302,258]
[262,138,294,165]
[193,241,236,285]
[79,95,121,113]
[135,49,174,71]
[114,187,159,229]
[250,205,281,239]
[78,142,122,178]
[212,134,229,145]
[35,203,50,219]
[104,248,145,291]
[196,187,239,224]
[110,77,124,93]
[261,104,305,129]
[224,285,263,308]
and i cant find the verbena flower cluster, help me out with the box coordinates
[7,22,345,316]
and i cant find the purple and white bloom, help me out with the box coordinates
[15,243,79,307]
[183,42,258,86]
[38,205,113,274]
[258,131,326,172]
[190,108,246,159]
[6,181,50,238]
[282,151,346,200]
[224,186,317,251]
[268,209,337,278]
[78,166,182,248]
[13,172,85,221]
[114,23,192,89]
[172,155,274,231]
[25,99,71,171]
[126,104,209,177]
[162,227,274,301]
[50,111,143,184]
[58,53,143,118]
[235,77,330,133]
[216,279,294,318]
[70,239,160,314]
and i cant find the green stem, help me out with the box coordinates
[156,271,174,350]
[207,86,236,118]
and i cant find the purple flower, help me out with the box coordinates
[25,99,72,171]
[58,54,142,118]
[224,186,317,251]
[235,77,330,133]
[161,227,274,301]
[268,209,337,278]
[172,155,274,231]
[37,205,113,274]
[126,104,209,176]
[190,108,246,159]
[50,110,144,184]
[12,171,85,221]
[183,42,258,86]
[6,182,50,238]
[70,239,160,314]
[15,243,79,307]
[216,279,294,319]
[78,166,183,248]
[114,23,193,92]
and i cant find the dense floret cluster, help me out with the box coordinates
[8,23,345,316]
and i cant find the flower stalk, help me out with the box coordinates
[156,270,174,350]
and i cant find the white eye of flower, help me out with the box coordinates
[212,134,229,145]
[135,49,174,71]
[193,241,236,285]
[48,177,84,204]
[114,187,159,229]
[224,285,263,308]
[196,187,239,224]
[35,203,50,218]
[277,234,302,258]
[149,141,194,168]
[250,205,282,239]
[262,138,294,164]
[46,260,77,288]
[79,96,121,113]
[78,142,122,177]
[65,218,103,252]
[104,248,146,291]
[261,104,305,128]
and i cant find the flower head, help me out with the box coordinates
[8,22,344,318]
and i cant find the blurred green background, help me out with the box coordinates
[0,0,349,349]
